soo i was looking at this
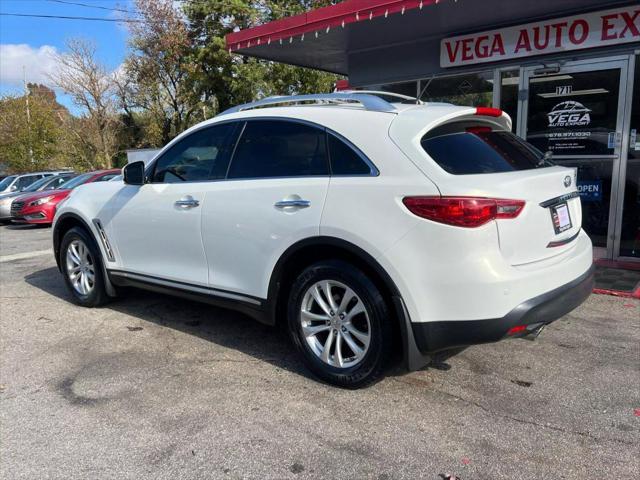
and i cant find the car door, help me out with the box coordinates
[201,119,331,299]
[108,123,239,285]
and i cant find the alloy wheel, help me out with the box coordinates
[65,239,95,296]
[300,280,371,368]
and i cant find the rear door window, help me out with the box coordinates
[421,122,553,175]
[227,120,328,179]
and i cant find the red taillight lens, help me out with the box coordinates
[402,196,525,228]
[507,325,527,336]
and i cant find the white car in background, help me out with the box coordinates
[52,93,593,388]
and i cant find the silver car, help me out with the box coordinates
[0,173,75,222]
[0,170,72,194]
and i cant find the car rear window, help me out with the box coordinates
[421,122,553,175]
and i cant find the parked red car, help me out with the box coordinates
[11,169,120,225]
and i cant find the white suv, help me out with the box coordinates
[52,93,594,388]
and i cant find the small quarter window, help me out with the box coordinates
[227,120,328,179]
[152,124,237,183]
[328,134,372,175]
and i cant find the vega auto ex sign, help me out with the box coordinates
[441,6,639,68]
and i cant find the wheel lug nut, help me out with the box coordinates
[341,326,347,332]
[330,311,334,316]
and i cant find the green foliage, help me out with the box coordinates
[0,91,68,173]
[183,0,341,114]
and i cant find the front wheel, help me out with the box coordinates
[60,227,110,307]
[287,260,393,388]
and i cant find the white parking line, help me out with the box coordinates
[0,249,53,263]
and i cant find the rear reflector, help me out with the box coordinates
[507,325,527,335]
[475,107,503,117]
[402,196,525,228]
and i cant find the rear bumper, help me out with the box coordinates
[411,264,594,354]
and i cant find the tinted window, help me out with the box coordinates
[46,175,75,189]
[16,175,41,190]
[421,123,552,175]
[227,121,328,179]
[328,134,372,175]
[23,176,52,192]
[93,173,118,182]
[0,176,17,190]
[59,172,93,189]
[152,124,236,183]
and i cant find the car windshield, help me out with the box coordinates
[0,176,17,190]
[22,176,52,192]
[58,172,94,190]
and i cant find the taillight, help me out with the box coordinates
[402,196,525,228]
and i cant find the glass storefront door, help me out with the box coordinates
[519,58,630,259]
[618,54,639,259]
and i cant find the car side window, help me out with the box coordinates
[16,175,39,190]
[94,174,118,182]
[227,120,328,179]
[327,133,373,175]
[152,124,237,183]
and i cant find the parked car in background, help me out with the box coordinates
[12,169,119,225]
[0,171,72,194]
[0,173,77,223]
[51,93,593,388]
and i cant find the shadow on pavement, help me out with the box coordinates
[24,266,317,383]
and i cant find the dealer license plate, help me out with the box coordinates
[550,202,572,235]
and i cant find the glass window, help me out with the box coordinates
[421,122,551,175]
[500,70,519,132]
[93,173,118,182]
[328,134,372,175]
[45,175,75,189]
[59,172,93,190]
[526,69,621,156]
[152,124,237,183]
[621,55,640,258]
[15,175,42,190]
[228,120,328,179]
[0,176,17,190]
[22,176,51,192]
[419,71,494,107]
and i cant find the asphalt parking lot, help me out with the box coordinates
[0,224,638,480]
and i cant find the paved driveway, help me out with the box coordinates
[1,224,638,479]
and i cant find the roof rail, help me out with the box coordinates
[339,90,424,104]
[219,92,397,116]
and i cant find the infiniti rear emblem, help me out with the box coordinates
[564,176,572,188]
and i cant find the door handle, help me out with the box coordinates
[274,199,311,209]
[175,196,200,209]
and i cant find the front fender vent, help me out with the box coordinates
[92,218,115,262]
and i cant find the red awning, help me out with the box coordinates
[226,0,431,52]
[225,0,634,79]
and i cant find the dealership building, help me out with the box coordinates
[227,0,640,261]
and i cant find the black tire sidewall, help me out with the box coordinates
[287,260,392,388]
[59,226,108,307]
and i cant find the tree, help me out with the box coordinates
[0,89,68,173]
[183,0,341,114]
[124,0,206,146]
[50,38,120,169]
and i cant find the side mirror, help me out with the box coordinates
[9,185,17,192]
[123,161,145,185]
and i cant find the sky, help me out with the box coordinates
[0,0,135,112]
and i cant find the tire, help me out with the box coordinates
[287,260,393,388]
[59,226,110,307]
